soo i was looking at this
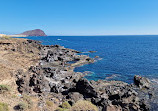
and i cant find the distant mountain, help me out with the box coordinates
[20,29,47,36]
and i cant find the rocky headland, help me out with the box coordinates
[0,29,47,37]
[0,37,157,111]
[20,29,47,37]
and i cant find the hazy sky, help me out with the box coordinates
[0,0,158,35]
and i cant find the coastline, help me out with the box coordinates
[0,37,156,111]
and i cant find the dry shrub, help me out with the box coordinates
[61,101,71,109]
[56,101,71,111]
[71,100,98,111]
[22,94,33,109]
[0,85,10,93]
[0,102,9,111]
[56,107,70,111]
[16,102,28,111]
[46,100,54,107]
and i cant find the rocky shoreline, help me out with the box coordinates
[0,38,157,111]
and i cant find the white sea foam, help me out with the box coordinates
[151,78,158,84]
[82,52,90,53]
[105,74,120,80]
[97,58,103,60]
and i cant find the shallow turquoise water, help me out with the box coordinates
[21,35,158,83]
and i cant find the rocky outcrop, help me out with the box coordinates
[74,78,149,111]
[134,75,150,89]
[14,39,153,111]
[15,43,94,95]
[134,75,158,111]
[20,29,47,36]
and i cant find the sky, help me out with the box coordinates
[0,0,158,35]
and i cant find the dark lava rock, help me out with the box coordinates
[76,78,98,98]
[20,29,47,36]
[89,51,97,53]
[14,41,151,111]
[134,75,150,89]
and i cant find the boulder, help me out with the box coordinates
[67,92,84,103]
[134,75,150,89]
[106,105,122,111]
[76,78,98,98]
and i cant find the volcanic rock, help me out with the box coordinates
[20,29,47,36]
[134,75,150,89]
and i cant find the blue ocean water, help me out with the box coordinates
[21,35,158,83]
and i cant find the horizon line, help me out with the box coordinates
[46,34,158,36]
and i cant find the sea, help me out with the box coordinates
[20,35,158,84]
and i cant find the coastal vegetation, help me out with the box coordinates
[0,85,10,93]
[0,102,9,111]
[56,101,71,111]
[60,101,71,109]
[46,100,54,107]
[22,94,33,109]
[56,100,98,111]
[71,100,98,111]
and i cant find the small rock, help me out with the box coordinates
[134,75,150,89]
